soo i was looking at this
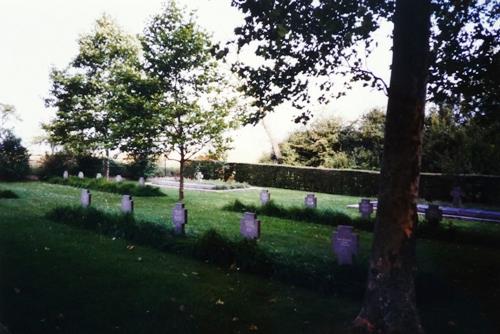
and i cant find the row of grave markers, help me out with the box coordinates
[260,189,447,223]
[78,188,359,265]
[64,171,145,186]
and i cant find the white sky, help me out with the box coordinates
[0,0,391,163]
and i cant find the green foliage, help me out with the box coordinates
[276,109,385,170]
[46,176,165,197]
[44,15,144,165]
[0,132,30,181]
[140,1,240,199]
[0,189,18,198]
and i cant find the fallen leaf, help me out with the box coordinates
[232,317,239,322]
[215,299,224,305]
[249,324,258,331]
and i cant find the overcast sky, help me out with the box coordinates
[0,0,391,163]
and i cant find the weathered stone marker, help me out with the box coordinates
[115,175,123,182]
[138,177,145,186]
[195,171,204,181]
[172,203,188,235]
[78,171,84,179]
[63,170,69,179]
[332,225,359,265]
[304,193,317,209]
[240,212,261,240]
[450,186,464,207]
[80,189,91,208]
[260,189,270,205]
[425,204,442,226]
[121,195,134,214]
[359,198,374,219]
[96,173,102,179]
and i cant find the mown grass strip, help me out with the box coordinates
[223,199,500,249]
[45,205,367,297]
[46,176,166,197]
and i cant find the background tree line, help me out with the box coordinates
[264,105,500,175]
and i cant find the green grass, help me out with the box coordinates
[1,181,500,333]
[46,176,165,197]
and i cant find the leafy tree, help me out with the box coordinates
[0,103,19,140]
[44,14,141,178]
[141,1,238,200]
[0,132,30,181]
[231,0,499,332]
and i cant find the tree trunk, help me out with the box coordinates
[179,155,185,201]
[104,148,110,179]
[262,116,282,163]
[354,0,431,333]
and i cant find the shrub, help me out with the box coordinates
[0,132,30,181]
[0,189,18,198]
[46,176,166,197]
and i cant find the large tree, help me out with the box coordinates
[44,14,140,178]
[141,1,238,201]
[230,0,499,332]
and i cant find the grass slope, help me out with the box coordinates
[1,181,499,333]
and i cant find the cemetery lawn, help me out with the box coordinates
[1,182,500,333]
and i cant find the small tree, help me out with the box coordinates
[141,1,238,200]
[44,14,141,178]
[0,132,30,181]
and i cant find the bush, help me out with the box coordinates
[46,176,166,197]
[0,132,30,181]
[0,189,18,198]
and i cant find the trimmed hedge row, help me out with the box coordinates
[185,160,500,204]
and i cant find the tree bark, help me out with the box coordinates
[354,0,431,333]
[104,148,110,180]
[179,152,185,201]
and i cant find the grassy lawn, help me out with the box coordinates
[1,181,499,333]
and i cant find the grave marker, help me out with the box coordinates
[80,189,91,208]
[194,171,204,181]
[359,198,374,219]
[121,195,134,214]
[138,177,145,186]
[332,225,359,265]
[425,204,442,226]
[172,203,188,235]
[78,171,84,179]
[96,173,102,179]
[115,175,123,182]
[260,190,270,205]
[63,170,69,179]
[240,212,261,240]
[450,186,464,207]
[304,193,317,209]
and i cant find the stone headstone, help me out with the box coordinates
[194,171,204,181]
[121,195,134,214]
[96,173,102,179]
[63,170,69,179]
[80,189,91,208]
[138,177,145,186]
[359,198,374,219]
[304,193,317,209]
[332,225,359,265]
[78,171,84,179]
[260,189,270,205]
[425,204,442,226]
[172,202,188,235]
[115,175,123,182]
[450,186,464,207]
[240,212,261,240]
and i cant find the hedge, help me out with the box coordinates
[185,160,500,204]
